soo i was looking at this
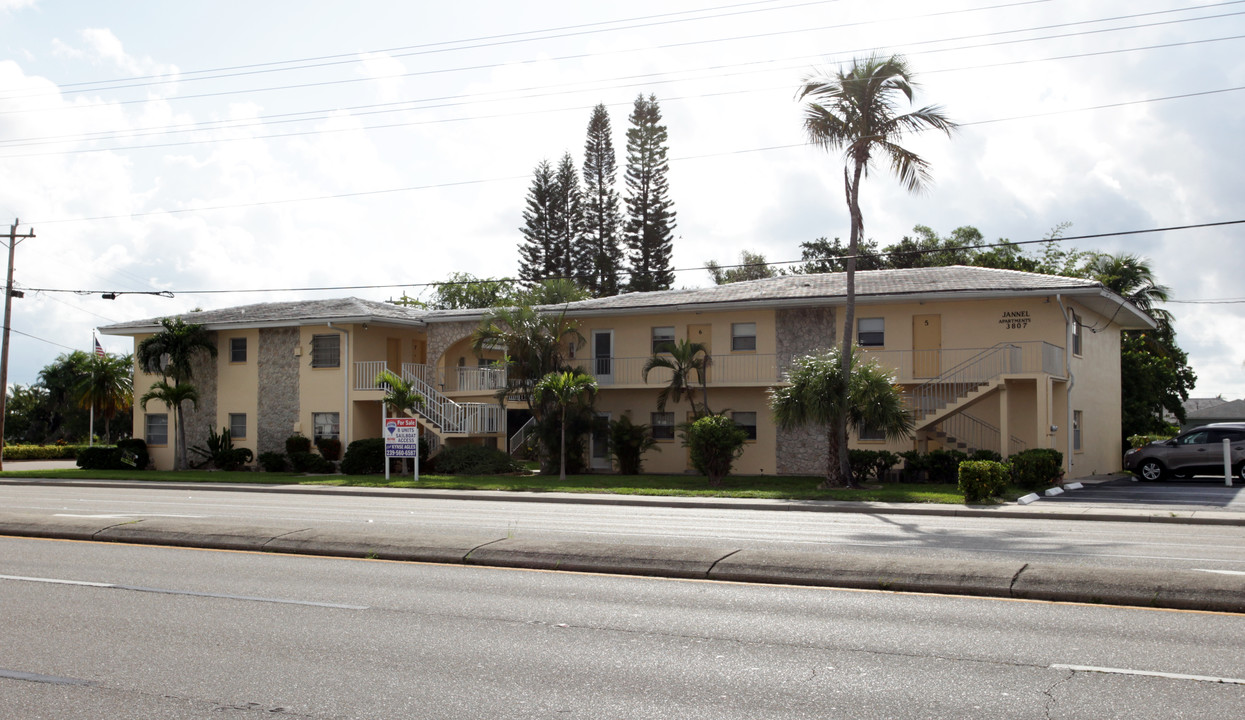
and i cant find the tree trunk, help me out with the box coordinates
[175,403,187,471]
[559,409,567,481]
[838,162,865,490]
[819,423,847,489]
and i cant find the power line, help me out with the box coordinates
[21,219,1245,297]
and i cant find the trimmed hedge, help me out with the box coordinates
[5,444,87,460]
[428,444,522,475]
[341,438,385,475]
[289,451,335,474]
[1011,448,1064,490]
[74,439,150,471]
[258,452,288,473]
[959,460,1009,503]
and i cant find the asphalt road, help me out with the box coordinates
[2,482,1244,574]
[2,536,1241,719]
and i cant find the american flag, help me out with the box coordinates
[93,336,105,358]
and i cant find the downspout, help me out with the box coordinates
[326,322,350,446]
[1055,295,1074,474]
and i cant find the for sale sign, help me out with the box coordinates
[384,417,420,457]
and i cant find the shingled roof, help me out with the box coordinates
[99,297,425,335]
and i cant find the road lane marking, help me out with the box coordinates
[1051,664,1245,685]
[53,513,206,519]
[1193,568,1245,575]
[0,574,368,610]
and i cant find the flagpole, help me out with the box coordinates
[89,333,96,447]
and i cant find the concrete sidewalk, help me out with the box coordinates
[2,473,1244,613]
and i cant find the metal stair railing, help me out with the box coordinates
[907,343,1021,422]
[509,416,538,456]
[399,366,502,436]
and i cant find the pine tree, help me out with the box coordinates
[623,94,677,293]
[581,104,624,296]
[551,152,584,283]
[518,159,558,286]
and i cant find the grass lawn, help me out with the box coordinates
[0,467,1022,504]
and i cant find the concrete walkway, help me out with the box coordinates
[3,470,1243,613]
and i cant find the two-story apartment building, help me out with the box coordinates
[101,266,1154,475]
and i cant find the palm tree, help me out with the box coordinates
[136,318,217,470]
[797,53,955,485]
[532,370,598,481]
[1087,253,1173,330]
[138,380,200,471]
[472,304,583,404]
[377,369,425,473]
[74,353,134,443]
[770,347,913,488]
[642,339,711,417]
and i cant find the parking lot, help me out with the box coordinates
[1043,474,1245,511]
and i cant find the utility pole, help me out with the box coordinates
[0,218,36,471]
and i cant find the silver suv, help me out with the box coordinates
[1124,423,1245,481]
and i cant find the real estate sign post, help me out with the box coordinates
[385,417,420,482]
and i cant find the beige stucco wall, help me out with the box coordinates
[216,329,259,457]
[1067,300,1124,474]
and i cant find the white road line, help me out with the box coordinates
[1193,568,1245,575]
[52,513,206,518]
[1051,664,1245,685]
[0,573,368,610]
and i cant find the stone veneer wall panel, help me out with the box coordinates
[774,306,836,476]
[258,327,300,456]
[427,320,478,368]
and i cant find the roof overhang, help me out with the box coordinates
[99,314,426,337]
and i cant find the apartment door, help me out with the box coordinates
[913,314,942,378]
[687,323,712,383]
[590,412,612,470]
[387,338,401,373]
[592,330,614,384]
[411,339,427,364]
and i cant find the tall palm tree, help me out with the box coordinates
[532,370,598,481]
[642,339,711,417]
[1087,253,1173,330]
[798,53,955,485]
[136,318,217,470]
[138,380,200,471]
[472,305,583,404]
[770,347,913,488]
[74,352,134,443]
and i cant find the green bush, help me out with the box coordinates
[848,449,901,483]
[927,449,968,484]
[898,450,929,482]
[289,451,335,474]
[959,460,1009,503]
[4,444,86,460]
[341,438,385,475]
[1127,433,1172,450]
[969,449,1004,463]
[74,441,150,470]
[609,415,658,475]
[117,439,150,470]
[316,437,343,461]
[285,434,312,455]
[683,414,747,486]
[1010,448,1064,490]
[428,444,522,475]
[257,452,288,473]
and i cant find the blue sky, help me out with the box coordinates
[1,0,1242,400]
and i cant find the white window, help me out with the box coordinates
[731,322,756,352]
[229,337,247,363]
[652,326,675,354]
[1073,410,1082,452]
[311,334,340,368]
[1071,313,1083,356]
[145,413,169,446]
[651,412,675,440]
[229,413,247,439]
[313,412,340,442]
[857,318,884,347]
[732,411,758,441]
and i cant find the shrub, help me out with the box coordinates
[75,441,150,471]
[341,438,385,475]
[257,452,288,473]
[969,449,1004,463]
[683,414,747,486]
[428,444,522,475]
[927,449,968,484]
[316,437,343,461]
[1127,433,1172,450]
[289,451,335,474]
[959,460,1009,503]
[191,427,253,470]
[609,415,659,475]
[898,450,929,482]
[848,449,879,484]
[285,434,312,455]
[117,439,150,470]
[1011,448,1064,490]
[5,444,86,460]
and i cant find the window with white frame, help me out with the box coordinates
[651,412,675,440]
[311,334,340,368]
[229,337,247,363]
[313,412,340,442]
[1073,410,1082,451]
[857,318,885,347]
[731,322,757,352]
[1071,313,1083,356]
[732,411,758,440]
[229,413,247,439]
[652,326,675,354]
[145,413,169,446]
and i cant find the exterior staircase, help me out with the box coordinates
[905,343,1023,430]
[930,412,1027,456]
[401,364,503,440]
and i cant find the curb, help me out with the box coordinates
[2,512,1242,613]
[3,477,1243,526]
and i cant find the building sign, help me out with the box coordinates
[998,310,1031,330]
[384,418,420,457]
